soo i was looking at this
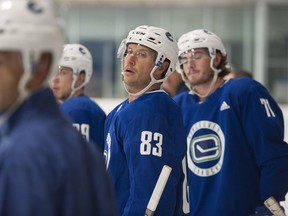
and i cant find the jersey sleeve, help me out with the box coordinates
[239,80,288,201]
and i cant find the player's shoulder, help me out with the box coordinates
[62,95,90,106]
[132,91,172,110]
[173,91,196,107]
[174,91,189,100]
[62,95,105,114]
[126,91,181,120]
[139,90,179,105]
[0,115,76,162]
[106,99,128,119]
[224,77,264,95]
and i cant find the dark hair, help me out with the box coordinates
[232,69,253,78]
[160,59,171,79]
[216,50,231,78]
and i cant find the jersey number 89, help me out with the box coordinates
[140,131,163,157]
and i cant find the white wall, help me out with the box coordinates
[94,98,288,142]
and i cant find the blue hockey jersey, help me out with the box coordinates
[174,78,288,216]
[0,88,117,216]
[60,95,106,151]
[104,90,187,216]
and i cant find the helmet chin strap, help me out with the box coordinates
[67,82,83,100]
[122,65,165,97]
[189,55,221,99]
[66,71,86,100]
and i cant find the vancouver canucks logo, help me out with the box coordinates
[165,32,174,42]
[204,29,213,35]
[27,0,43,14]
[187,120,225,177]
[79,47,86,55]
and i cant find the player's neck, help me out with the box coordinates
[195,77,225,101]
[128,84,161,103]
[72,88,85,98]
[128,95,138,103]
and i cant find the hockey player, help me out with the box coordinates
[174,29,288,215]
[104,25,188,215]
[0,0,117,215]
[50,44,106,151]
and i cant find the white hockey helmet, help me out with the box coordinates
[58,44,93,90]
[0,0,64,92]
[120,25,179,79]
[118,25,179,96]
[178,29,226,60]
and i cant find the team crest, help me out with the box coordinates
[187,120,225,177]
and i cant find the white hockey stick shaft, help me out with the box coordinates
[264,196,286,216]
[144,165,172,216]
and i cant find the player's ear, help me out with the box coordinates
[26,52,52,91]
[156,61,169,79]
[213,52,222,68]
[159,61,169,73]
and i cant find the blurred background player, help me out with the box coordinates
[104,25,188,215]
[162,70,188,97]
[224,68,253,80]
[0,0,117,215]
[174,29,288,216]
[50,44,106,151]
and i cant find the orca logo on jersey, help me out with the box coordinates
[27,1,43,14]
[187,120,225,177]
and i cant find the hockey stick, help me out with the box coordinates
[264,196,286,216]
[144,165,172,216]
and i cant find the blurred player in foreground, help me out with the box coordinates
[0,0,117,215]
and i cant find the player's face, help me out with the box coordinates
[181,48,214,87]
[50,66,73,101]
[0,51,23,112]
[122,43,156,93]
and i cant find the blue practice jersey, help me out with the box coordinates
[174,78,288,216]
[60,95,106,151]
[0,89,117,216]
[104,90,187,216]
